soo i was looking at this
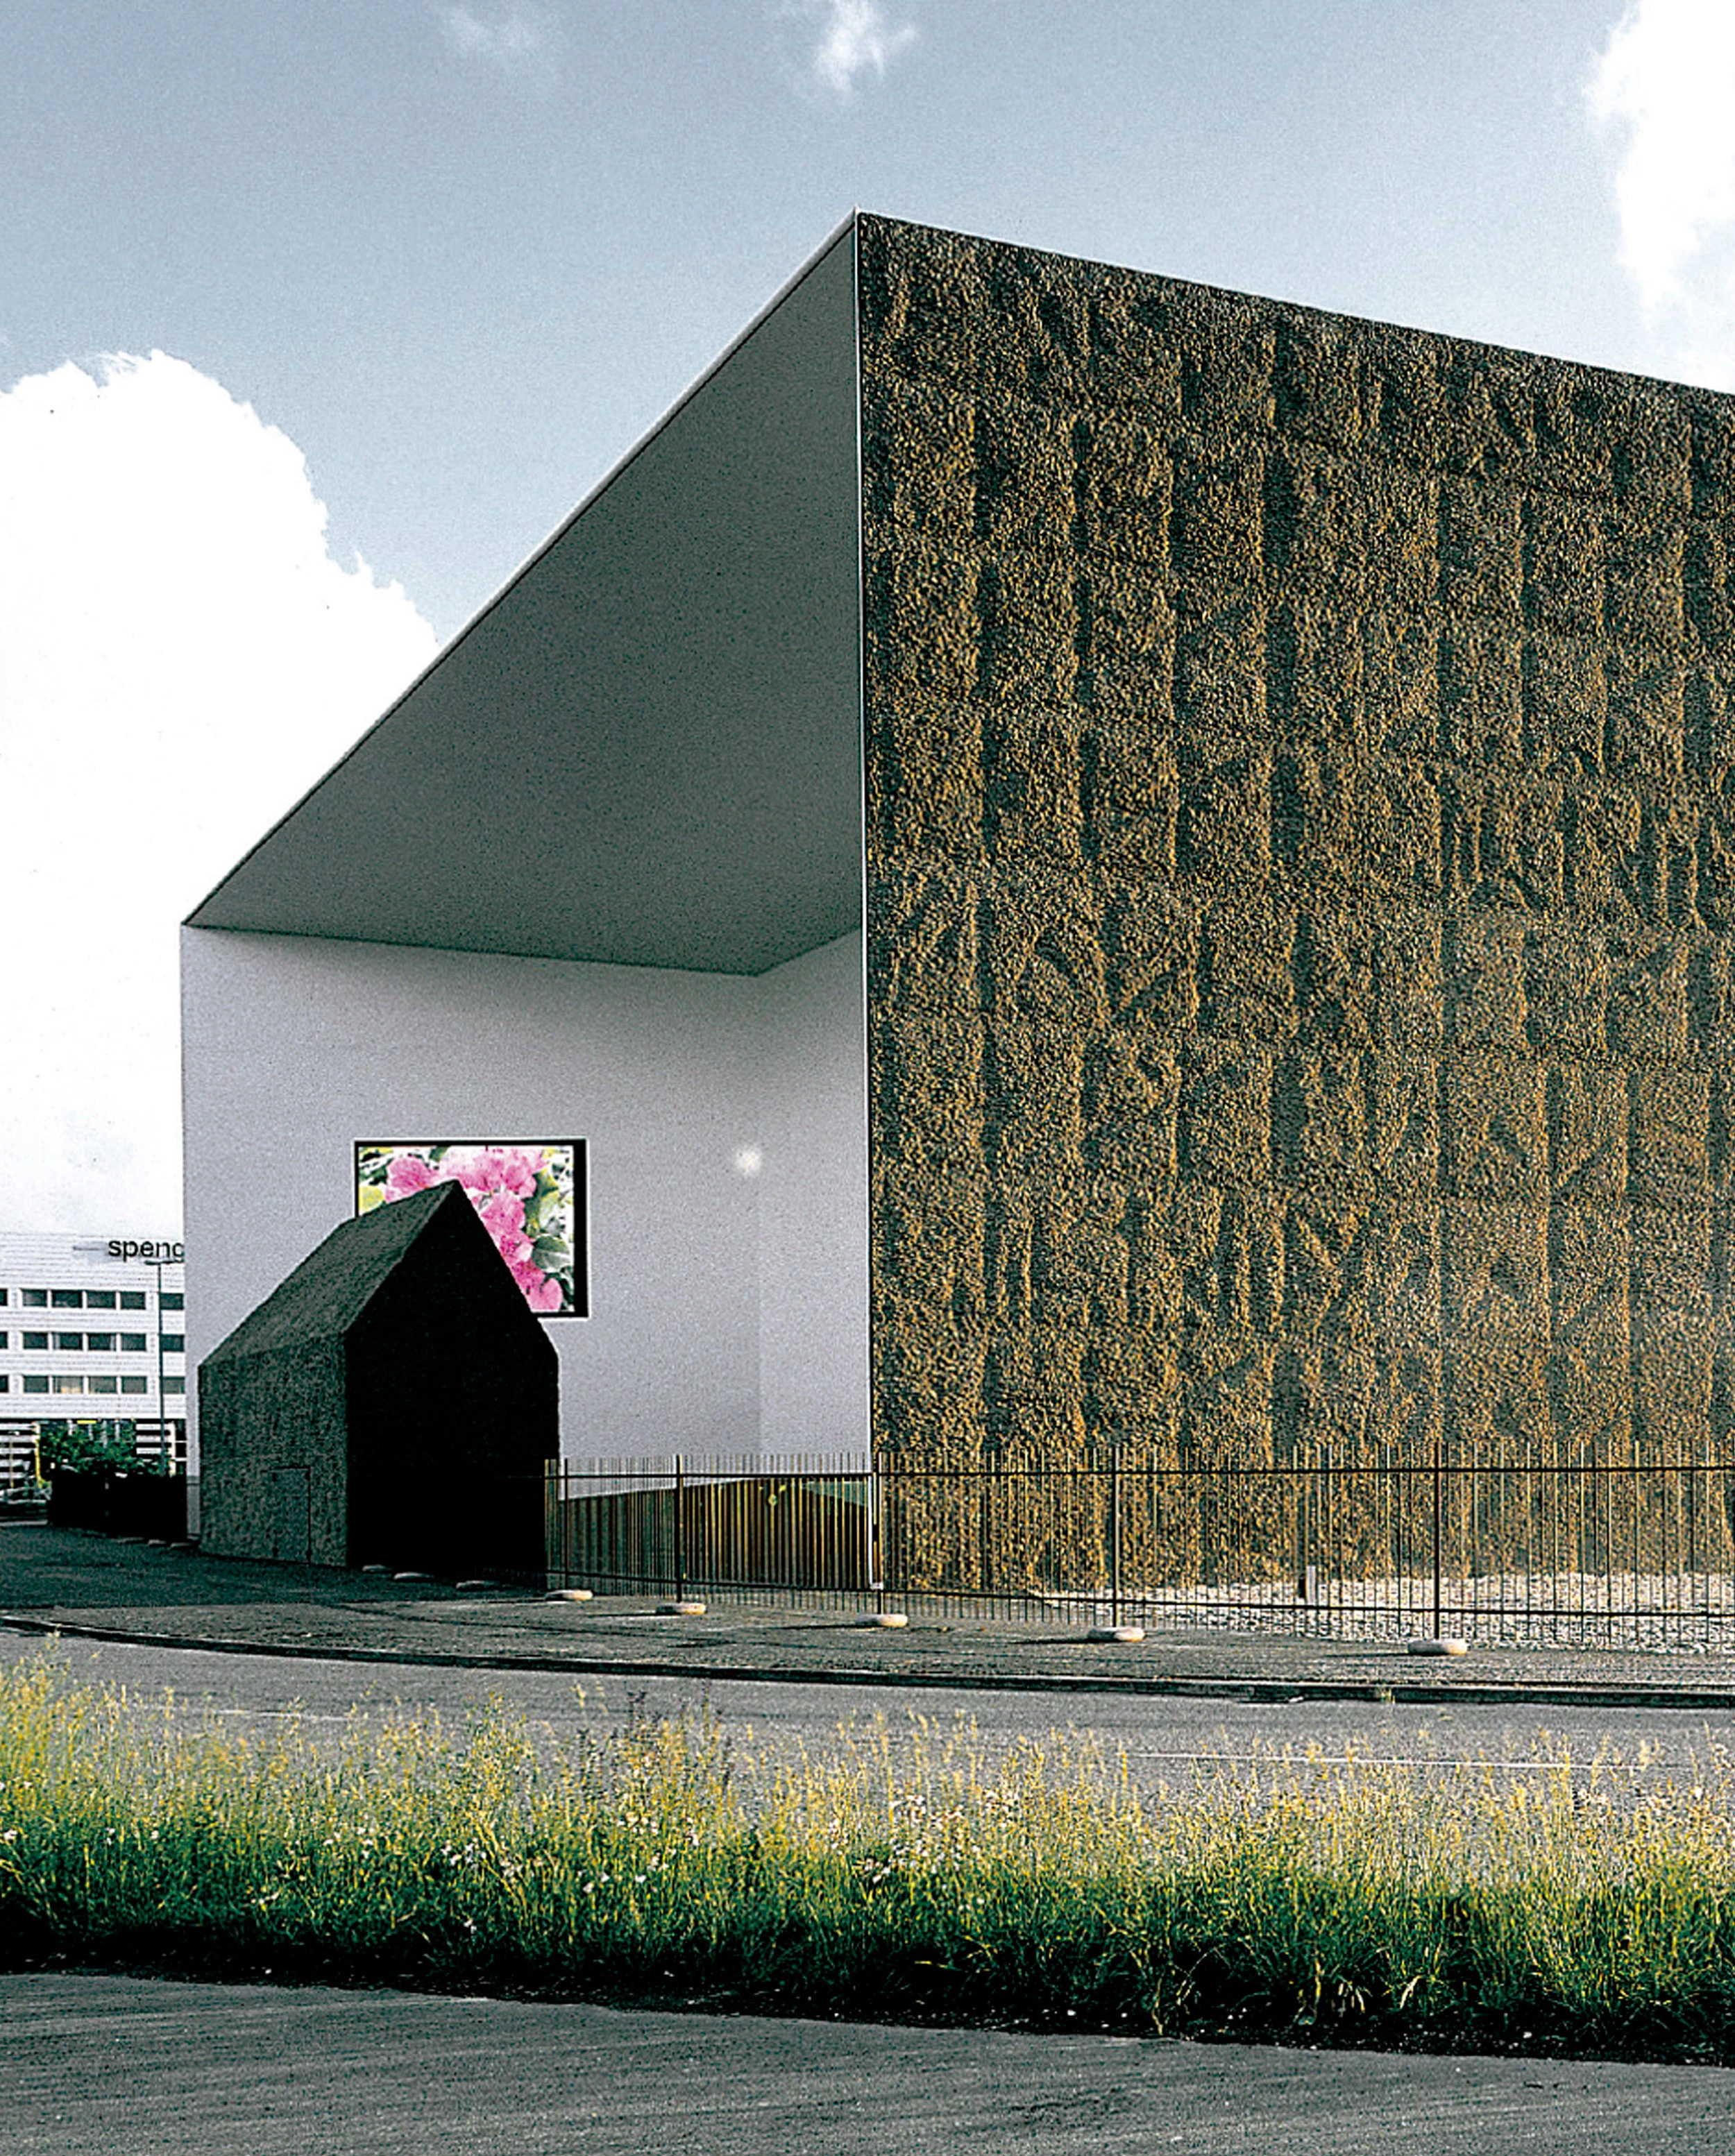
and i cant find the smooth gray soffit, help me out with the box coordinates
[189,227,862,975]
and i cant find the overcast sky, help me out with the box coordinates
[3,0,1734,1233]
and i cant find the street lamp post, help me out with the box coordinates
[155,1257,167,1463]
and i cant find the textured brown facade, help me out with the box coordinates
[859,214,1735,1482]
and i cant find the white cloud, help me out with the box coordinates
[0,353,439,1232]
[439,4,557,86]
[1587,0,1735,383]
[788,0,917,101]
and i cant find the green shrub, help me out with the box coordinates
[37,1420,162,1476]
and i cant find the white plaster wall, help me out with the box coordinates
[181,926,867,1470]
[755,931,868,1459]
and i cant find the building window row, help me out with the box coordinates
[12,1331,177,1352]
[1,1289,178,1312]
[17,1374,184,1396]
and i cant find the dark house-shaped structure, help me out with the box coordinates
[198,1180,559,1575]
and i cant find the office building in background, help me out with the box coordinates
[0,1231,187,1484]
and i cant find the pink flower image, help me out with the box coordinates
[475,1190,526,1234]
[448,1146,539,1199]
[357,1139,582,1317]
[384,1152,440,1198]
[476,1190,532,1267]
[513,1261,564,1313]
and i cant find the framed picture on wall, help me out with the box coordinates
[355,1140,589,1318]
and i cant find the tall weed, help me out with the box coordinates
[4,1649,1735,2058]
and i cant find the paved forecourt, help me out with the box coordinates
[8,1520,1735,1711]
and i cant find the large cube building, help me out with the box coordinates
[183,214,1735,1476]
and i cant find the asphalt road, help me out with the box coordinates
[5,1971,1735,2155]
[6,1627,1734,1795]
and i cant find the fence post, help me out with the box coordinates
[674,1454,685,1600]
[1432,1427,1443,1641]
[543,1457,559,1590]
[871,1457,885,1612]
[1110,1451,1122,1626]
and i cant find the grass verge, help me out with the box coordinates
[3,1646,1735,2061]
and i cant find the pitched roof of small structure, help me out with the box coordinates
[202,1182,510,1364]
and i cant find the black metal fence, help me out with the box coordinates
[546,1456,875,1601]
[545,1441,1735,1644]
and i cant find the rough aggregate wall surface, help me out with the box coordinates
[858,215,1735,1510]
[197,1343,346,1565]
